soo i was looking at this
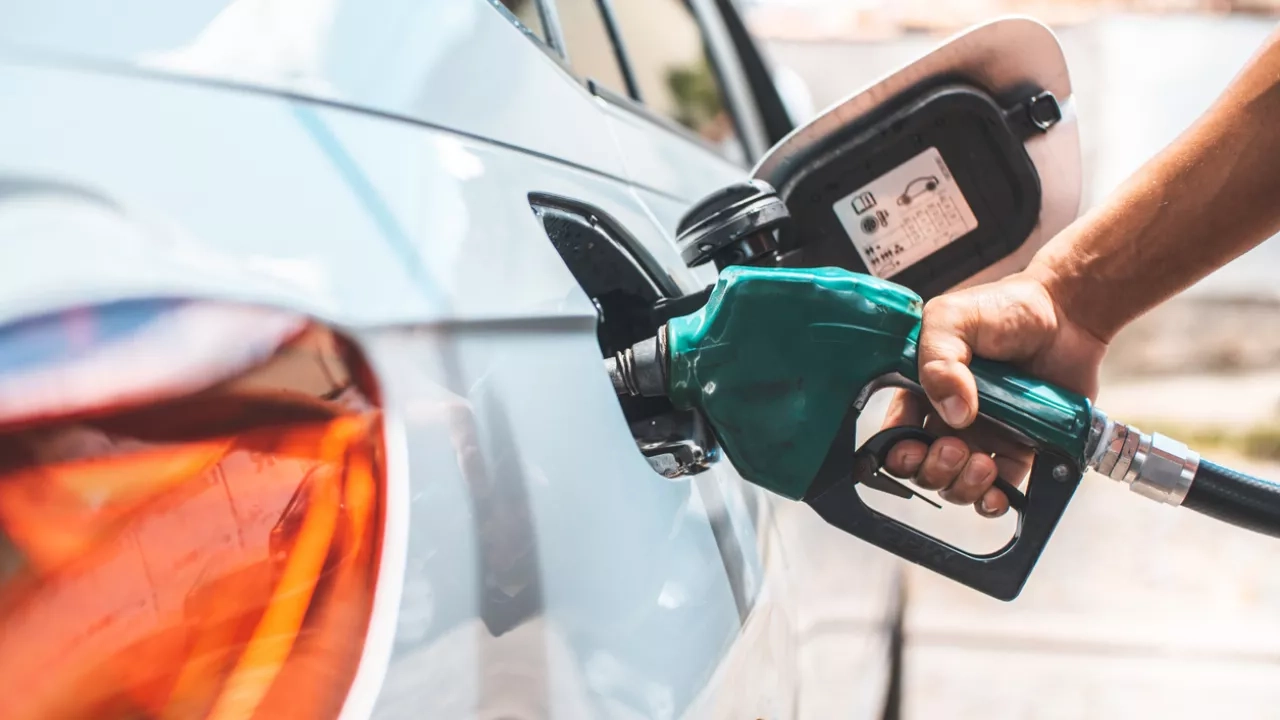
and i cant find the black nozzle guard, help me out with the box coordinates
[675,179,789,270]
[804,410,1081,602]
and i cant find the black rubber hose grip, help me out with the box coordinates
[1182,459,1280,538]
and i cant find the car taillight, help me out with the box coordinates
[0,301,384,720]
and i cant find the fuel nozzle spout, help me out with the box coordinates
[604,326,669,398]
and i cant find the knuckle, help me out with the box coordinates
[921,295,950,315]
[971,452,997,475]
[914,457,949,489]
[945,454,994,504]
[896,439,927,461]
[886,441,927,475]
[918,360,965,395]
[922,439,967,482]
[919,299,977,366]
[972,285,1058,357]
[922,293,964,321]
[921,298,961,333]
[966,456,997,489]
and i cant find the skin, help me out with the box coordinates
[881,24,1280,517]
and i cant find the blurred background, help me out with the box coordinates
[739,1,1280,717]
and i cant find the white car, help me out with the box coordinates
[0,2,1080,718]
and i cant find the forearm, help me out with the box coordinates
[1028,26,1280,343]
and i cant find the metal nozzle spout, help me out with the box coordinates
[604,327,669,398]
[604,355,628,395]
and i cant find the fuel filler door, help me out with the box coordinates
[674,17,1082,301]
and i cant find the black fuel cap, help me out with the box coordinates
[675,179,790,270]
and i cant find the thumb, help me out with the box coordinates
[916,295,980,429]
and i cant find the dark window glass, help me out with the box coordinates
[555,0,629,97]
[495,0,548,43]
[609,0,744,162]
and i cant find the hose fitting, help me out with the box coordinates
[1085,408,1200,506]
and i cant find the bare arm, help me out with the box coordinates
[1030,24,1280,342]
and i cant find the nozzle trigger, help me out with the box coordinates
[853,426,1026,512]
[861,469,943,508]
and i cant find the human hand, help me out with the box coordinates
[879,269,1107,517]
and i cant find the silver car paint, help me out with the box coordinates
[0,1,901,717]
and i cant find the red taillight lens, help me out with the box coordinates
[0,304,384,720]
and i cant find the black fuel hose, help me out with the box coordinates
[1182,459,1280,538]
[1091,419,1280,538]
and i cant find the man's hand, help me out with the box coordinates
[879,269,1107,518]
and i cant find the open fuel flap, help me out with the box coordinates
[675,17,1082,301]
[530,194,719,480]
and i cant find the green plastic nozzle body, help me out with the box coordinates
[664,266,1094,500]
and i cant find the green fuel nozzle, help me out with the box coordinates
[608,265,1232,601]
[613,266,1096,496]
[606,265,1098,600]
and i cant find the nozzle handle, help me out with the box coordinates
[901,349,1093,462]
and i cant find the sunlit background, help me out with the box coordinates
[740,2,1280,717]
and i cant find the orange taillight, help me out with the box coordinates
[0,308,384,720]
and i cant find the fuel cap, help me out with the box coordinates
[675,179,790,270]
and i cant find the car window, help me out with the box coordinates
[555,0,630,97]
[494,0,549,44]
[607,0,745,164]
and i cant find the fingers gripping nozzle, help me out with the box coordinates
[605,327,669,398]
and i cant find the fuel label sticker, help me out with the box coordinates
[832,147,979,279]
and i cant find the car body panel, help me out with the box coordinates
[0,1,1057,716]
[0,61,656,327]
[0,0,629,182]
[597,98,746,208]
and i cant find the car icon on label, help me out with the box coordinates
[897,176,939,205]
